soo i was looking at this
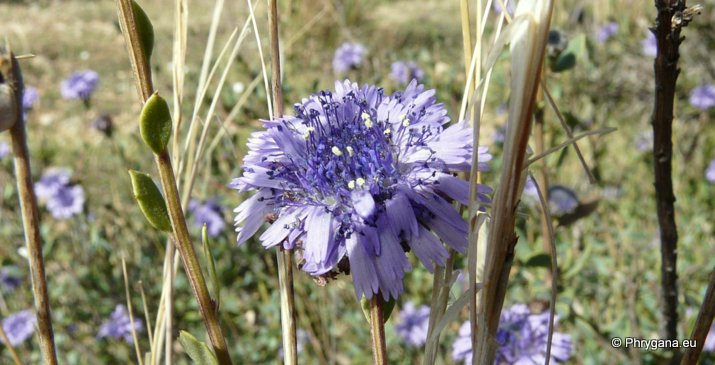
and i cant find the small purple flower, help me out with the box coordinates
[0,266,22,292]
[452,305,573,365]
[60,70,99,101]
[231,80,492,300]
[390,61,424,85]
[1,309,36,347]
[395,302,430,347]
[22,86,39,111]
[97,305,143,344]
[704,322,715,352]
[596,22,619,43]
[548,186,579,216]
[705,159,715,184]
[689,84,715,111]
[189,198,226,237]
[0,142,10,160]
[523,176,539,199]
[92,113,114,137]
[493,0,515,16]
[332,43,366,73]
[634,130,653,152]
[642,32,657,57]
[46,184,85,219]
[35,168,72,199]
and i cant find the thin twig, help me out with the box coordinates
[2,48,58,365]
[680,266,715,364]
[0,322,24,365]
[652,0,685,352]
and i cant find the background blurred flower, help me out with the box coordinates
[452,305,573,365]
[390,61,424,85]
[332,43,366,73]
[35,168,72,199]
[642,32,657,57]
[635,130,653,152]
[231,80,491,300]
[704,323,715,352]
[0,141,10,159]
[706,159,715,184]
[395,302,430,347]
[493,0,515,15]
[91,113,114,138]
[1,309,36,347]
[548,186,579,216]
[189,198,226,237]
[22,86,39,111]
[97,304,143,344]
[689,84,715,111]
[596,22,619,43]
[0,266,22,292]
[523,176,539,199]
[61,70,99,101]
[46,184,85,219]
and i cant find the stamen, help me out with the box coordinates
[331,146,343,156]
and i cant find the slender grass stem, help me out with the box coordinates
[0,323,23,365]
[2,49,58,365]
[680,266,715,364]
[369,296,387,365]
[267,1,298,363]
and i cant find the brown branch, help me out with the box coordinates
[680,266,715,365]
[652,0,686,353]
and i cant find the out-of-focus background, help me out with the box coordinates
[0,0,714,364]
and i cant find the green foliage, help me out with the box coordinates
[178,331,219,365]
[140,92,172,154]
[551,33,587,73]
[131,0,155,63]
[128,170,171,232]
[202,225,221,307]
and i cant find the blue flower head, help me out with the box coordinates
[395,301,430,347]
[390,61,424,85]
[189,198,226,237]
[333,43,366,73]
[1,309,36,347]
[61,70,99,101]
[97,304,143,344]
[231,80,491,300]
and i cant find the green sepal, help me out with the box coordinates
[202,225,221,308]
[140,92,172,154]
[131,0,155,62]
[178,330,219,365]
[128,170,172,232]
[360,296,396,324]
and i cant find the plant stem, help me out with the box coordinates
[652,0,685,349]
[369,296,388,365]
[116,2,233,364]
[2,49,59,365]
[680,266,715,365]
[0,323,23,365]
[156,152,233,365]
[267,1,298,363]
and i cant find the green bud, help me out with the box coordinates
[179,330,219,365]
[140,92,172,154]
[128,170,172,232]
[132,0,155,62]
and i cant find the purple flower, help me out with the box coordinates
[452,305,573,365]
[0,266,22,292]
[390,61,425,85]
[92,113,114,137]
[596,22,619,43]
[60,70,99,101]
[231,80,492,300]
[635,130,653,152]
[395,302,430,347]
[0,142,10,160]
[332,43,366,73]
[523,176,539,199]
[46,184,85,219]
[97,305,143,344]
[706,159,715,184]
[689,84,715,111]
[1,309,36,347]
[642,32,657,57]
[493,0,515,16]
[548,186,579,216]
[189,198,226,237]
[22,86,39,111]
[705,322,715,352]
[35,168,72,199]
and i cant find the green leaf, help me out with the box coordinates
[552,33,586,73]
[202,225,221,308]
[360,296,396,324]
[140,92,172,154]
[128,170,171,232]
[524,253,552,269]
[178,331,219,365]
[131,0,155,62]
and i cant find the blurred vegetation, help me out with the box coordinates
[0,0,714,364]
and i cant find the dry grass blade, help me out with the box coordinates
[122,258,145,365]
[0,324,23,365]
[526,127,616,166]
